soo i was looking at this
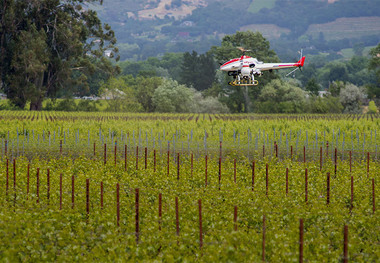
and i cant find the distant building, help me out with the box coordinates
[0,93,7,100]
[101,88,125,100]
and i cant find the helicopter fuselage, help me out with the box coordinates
[220,55,305,86]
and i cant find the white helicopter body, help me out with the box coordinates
[220,52,305,86]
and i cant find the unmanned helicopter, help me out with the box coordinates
[220,48,305,86]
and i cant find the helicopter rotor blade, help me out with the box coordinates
[285,67,300,77]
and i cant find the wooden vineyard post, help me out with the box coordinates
[291,146,293,160]
[262,215,266,262]
[101,182,104,209]
[158,193,162,231]
[104,143,107,165]
[198,199,203,249]
[234,206,238,231]
[205,155,208,187]
[327,172,330,205]
[299,219,304,263]
[60,140,62,155]
[263,145,265,158]
[175,197,179,244]
[252,161,255,192]
[234,159,236,183]
[135,188,140,244]
[343,225,348,263]
[266,164,268,196]
[71,175,75,209]
[275,141,278,158]
[305,169,308,203]
[93,142,96,157]
[116,183,120,227]
[326,141,329,157]
[286,168,289,195]
[36,168,40,204]
[59,174,62,210]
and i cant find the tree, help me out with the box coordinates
[134,76,163,112]
[368,44,380,97]
[152,79,194,112]
[211,31,280,112]
[180,51,216,91]
[192,92,229,113]
[329,81,345,97]
[255,79,306,113]
[0,0,118,110]
[305,78,320,96]
[99,77,142,112]
[339,83,365,114]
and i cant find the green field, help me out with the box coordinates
[306,17,380,41]
[340,46,376,59]
[0,112,378,261]
[248,0,276,13]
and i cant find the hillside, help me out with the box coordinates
[90,0,380,60]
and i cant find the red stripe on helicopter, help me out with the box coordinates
[220,58,240,67]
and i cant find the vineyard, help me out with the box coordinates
[0,111,378,262]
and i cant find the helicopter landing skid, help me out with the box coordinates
[228,79,259,86]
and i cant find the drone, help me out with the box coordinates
[220,48,305,86]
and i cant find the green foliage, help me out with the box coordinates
[368,44,380,96]
[0,112,378,261]
[306,96,343,114]
[180,51,216,91]
[211,31,280,112]
[99,77,143,112]
[329,81,345,97]
[255,79,306,113]
[305,78,320,96]
[133,76,163,112]
[152,79,194,112]
[367,100,378,114]
[192,92,230,113]
[119,53,184,81]
[339,83,365,114]
[0,0,118,110]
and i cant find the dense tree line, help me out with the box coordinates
[1,20,379,114]
[0,0,118,110]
